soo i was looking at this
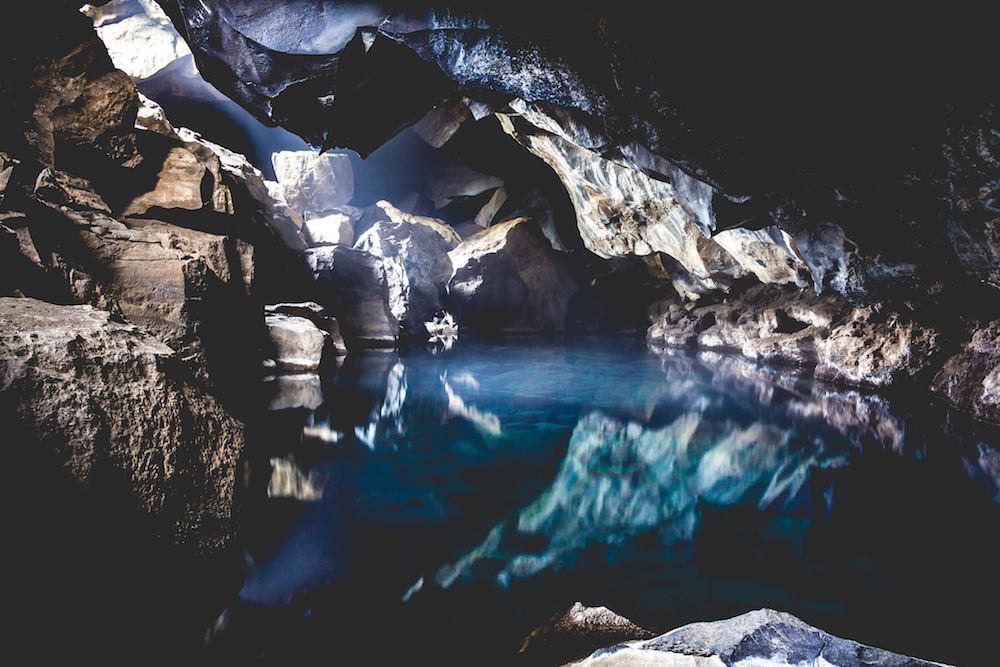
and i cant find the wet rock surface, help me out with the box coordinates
[575,608,941,666]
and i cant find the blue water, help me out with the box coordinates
[213,339,1000,664]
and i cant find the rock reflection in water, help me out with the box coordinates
[232,340,999,663]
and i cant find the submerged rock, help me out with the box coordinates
[448,217,578,333]
[305,245,398,346]
[0,297,244,556]
[932,321,1000,425]
[354,204,460,334]
[574,608,941,666]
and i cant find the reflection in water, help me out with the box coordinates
[228,340,1000,664]
[436,409,847,586]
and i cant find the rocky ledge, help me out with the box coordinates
[570,607,943,667]
[0,297,244,557]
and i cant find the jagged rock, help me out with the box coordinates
[448,217,578,333]
[262,312,328,372]
[354,204,460,334]
[271,151,354,220]
[574,609,940,666]
[33,168,112,213]
[303,211,354,247]
[305,245,398,346]
[473,186,507,229]
[713,226,807,287]
[648,285,940,388]
[502,187,567,251]
[932,321,1000,425]
[426,162,503,210]
[6,8,139,169]
[520,602,654,666]
[0,297,244,556]
[84,0,191,80]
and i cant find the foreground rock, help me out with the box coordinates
[574,608,941,666]
[648,285,940,388]
[448,217,578,333]
[305,245,398,346]
[0,297,244,557]
[520,602,654,666]
[354,202,460,334]
[932,321,1000,424]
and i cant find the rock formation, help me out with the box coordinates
[271,150,354,221]
[305,245,399,345]
[933,321,1000,424]
[448,217,578,333]
[354,201,460,335]
[0,297,244,557]
[573,608,941,666]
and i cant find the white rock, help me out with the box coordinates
[272,150,354,220]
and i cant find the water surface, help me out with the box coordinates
[213,339,1000,665]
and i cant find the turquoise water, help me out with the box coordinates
[214,339,1000,664]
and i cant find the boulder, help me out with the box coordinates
[932,321,1000,425]
[263,312,328,372]
[0,297,244,557]
[305,245,398,346]
[271,150,354,220]
[448,217,578,333]
[574,609,940,666]
[264,302,347,355]
[303,211,354,247]
[84,0,191,81]
[354,203,460,334]
[411,99,471,148]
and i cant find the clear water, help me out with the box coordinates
[213,339,1000,665]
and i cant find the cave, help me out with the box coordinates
[2,2,998,665]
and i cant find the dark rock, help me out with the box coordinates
[577,608,941,666]
[519,602,654,666]
[305,245,398,346]
[448,217,578,333]
[932,321,1000,425]
[0,297,244,557]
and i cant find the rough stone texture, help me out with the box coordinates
[305,245,398,345]
[122,144,209,216]
[0,297,244,557]
[262,312,328,372]
[354,204,460,335]
[84,0,191,80]
[648,285,940,388]
[932,321,1000,425]
[271,150,354,221]
[520,602,655,666]
[3,7,139,170]
[448,217,578,333]
[574,609,941,666]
